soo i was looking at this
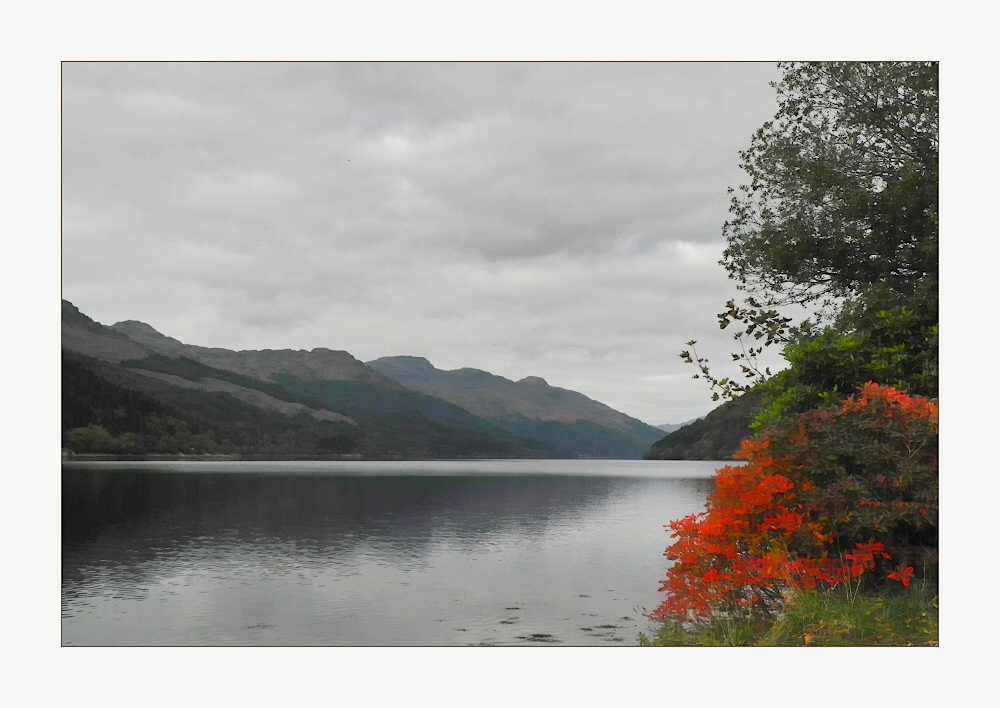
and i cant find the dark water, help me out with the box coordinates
[62,459,720,646]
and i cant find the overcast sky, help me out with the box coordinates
[62,61,785,425]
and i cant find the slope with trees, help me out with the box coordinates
[368,356,664,458]
[64,301,662,459]
[63,303,543,458]
[643,389,762,460]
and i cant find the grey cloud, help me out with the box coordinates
[62,61,781,424]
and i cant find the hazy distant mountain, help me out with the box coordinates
[368,356,664,458]
[655,418,701,434]
[63,301,664,459]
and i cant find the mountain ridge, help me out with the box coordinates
[110,319,394,387]
[367,355,664,456]
[366,355,650,429]
[63,301,664,459]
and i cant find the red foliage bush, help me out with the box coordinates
[652,383,938,623]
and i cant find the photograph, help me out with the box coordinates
[60,60,939,648]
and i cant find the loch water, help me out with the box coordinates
[62,459,722,646]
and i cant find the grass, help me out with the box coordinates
[639,581,938,647]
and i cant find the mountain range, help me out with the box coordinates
[654,418,701,434]
[62,300,667,459]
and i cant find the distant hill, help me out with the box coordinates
[643,389,764,460]
[62,301,661,459]
[655,418,701,434]
[368,356,664,458]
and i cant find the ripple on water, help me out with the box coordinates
[62,463,715,645]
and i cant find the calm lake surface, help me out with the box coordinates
[62,459,723,646]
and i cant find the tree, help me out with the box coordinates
[684,62,939,409]
[723,62,938,310]
[67,424,118,453]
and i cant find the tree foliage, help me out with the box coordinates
[750,281,938,430]
[681,61,938,417]
[723,61,938,309]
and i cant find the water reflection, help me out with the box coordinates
[63,462,717,646]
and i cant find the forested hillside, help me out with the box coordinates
[643,389,762,460]
[368,356,663,458]
[61,301,549,458]
[63,301,660,459]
